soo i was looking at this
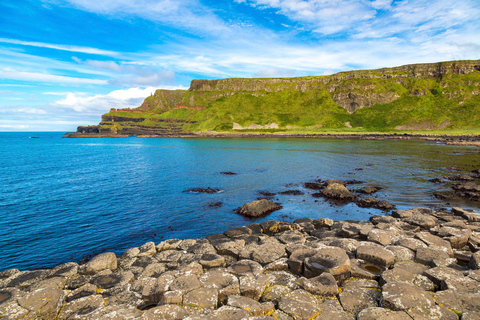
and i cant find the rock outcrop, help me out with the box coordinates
[2,206,480,319]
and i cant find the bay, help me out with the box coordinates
[1,132,479,272]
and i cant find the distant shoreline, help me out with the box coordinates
[64,131,480,145]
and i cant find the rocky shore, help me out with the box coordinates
[2,206,480,319]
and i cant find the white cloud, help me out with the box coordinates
[0,69,107,85]
[0,124,29,129]
[253,68,296,78]
[0,38,118,56]
[52,85,187,113]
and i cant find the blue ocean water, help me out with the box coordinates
[1,132,480,272]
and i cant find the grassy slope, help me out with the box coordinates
[99,61,480,134]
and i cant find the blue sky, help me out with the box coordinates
[1,0,479,131]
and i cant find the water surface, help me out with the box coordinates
[1,132,479,271]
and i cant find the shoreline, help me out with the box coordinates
[2,206,480,319]
[64,131,480,145]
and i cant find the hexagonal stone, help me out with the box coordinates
[470,251,480,269]
[169,274,201,294]
[5,269,51,288]
[350,259,384,280]
[132,274,174,302]
[58,295,105,319]
[415,232,454,256]
[277,230,306,245]
[228,295,265,317]
[415,247,451,266]
[298,272,338,297]
[82,252,117,275]
[404,214,436,229]
[357,307,411,320]
[240,274,270,301]
[227,260,263,277]
[156,239,182,252]
[199,269,240,304]
[304,247,350,281]
[367,229,392,246]
[249,242,286,265]
[382,282,435,311]
[288,247,318,275]
[17,288,65,318]
[137,241,157,257]
[356,246,395,267]
[339,287,381,317]
[212,306,250,320]
[379,268,415,286]
[160,290,183,305]
[213,239,245,258]
[261,285,292,304]
[183,287,218,309]
[199,254,225,268]
[394,238,427,251]
[66,283,97,302]
[314,298,354,320]
[278,290,320,320]
[260,220,292,236]
[264,258,289,272]
[385,245,414,262]
[51,262,79,277]
[91,270,134,289]
[141,304,189,320]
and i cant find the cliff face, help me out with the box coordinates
[68,60,480,137]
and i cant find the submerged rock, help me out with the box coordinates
[321,182,356,201]
[183,187,222,194]
[236,199,281,218]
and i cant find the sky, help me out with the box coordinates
[1,0,479,131]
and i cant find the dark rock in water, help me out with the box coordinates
[357,197,394,210]
[236,199,281,218]
[183,187,222,194]
[429,177,445,184]
[29,136,39,139]
[220,172,237,175]
[344,180,365,185]
[445,175,474,181]
[208,202,223,208]
[358,186,380,194]
[471,169,480,175]
[447,166,459,171]
[278,190,304,196]
[433,193,447,200]
[321,182,356,201]
[303,182,323,190]
[257,191,276,197]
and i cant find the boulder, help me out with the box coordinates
[82,252,117,275]
[321,182,355,201]
[237,199,281,218]
[356,246,395,268]
[304,247,351,281]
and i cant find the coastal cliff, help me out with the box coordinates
[66,60,480,137]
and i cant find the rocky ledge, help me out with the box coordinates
[2,207,480,319]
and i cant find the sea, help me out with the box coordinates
[1,132,480,272]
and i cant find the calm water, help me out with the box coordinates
[1,132,480,272]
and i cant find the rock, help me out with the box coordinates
[279,190,304,195]
[260,220,292,235]
[18,288,65,319]
[415,247,451,266]
[199,254,225,268]
[304,247,351,281]
[261,285,292,304]
[213,239,245,258]
[381,282,434,311]
[264,258,289,272]
[287,247,318,275]
[404,214,436,229]
[267,271,301,290]
[277,230,306,245]
[137,241,157,257]
[312,218,334,229]
[358,186,380,194]
[92,271,134,289]
[169,274,202,294]
[227,295,265,317]
[321,182,355,201]
[379,267,415,285]
[66,283,97,302]
[367,229,392,246]
[58,295,105,319]
[394,238,427,251]
[350,259,385,280]
[141,304,189,320]
[356,246,395,267]
[212,306,250,320]
[199,269,240,304]
[298,272,338,296]
[315,298,354,320]
[228,260,263,277]
[415,232,454,256]
[339,287,381,317]
[224,227,252,238]
[183,287,218,309]
[183,187,222,193]
[5,269,50,288]
[385,245,415,262]
[82,252,117,275]
[244,242,286,265]
[132,274,174,302]
[237,199,281,218]
[240,274,270,300]
[470,251,480,269]
[358,198,394,210]
[425,266,478,292]
[357,307,411,320]
[278,290,320,320]
[51,262,79,277]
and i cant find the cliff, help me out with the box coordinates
[67,60,480,137]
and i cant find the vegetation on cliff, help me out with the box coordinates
[78,60,480,136]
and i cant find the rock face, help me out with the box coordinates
[2,206,480,319]
[236,199,282,217]
[66,59,480,137]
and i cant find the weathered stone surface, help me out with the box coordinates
[278,290,320,320]
[379,267,415,285]
[322,182,355,201]
[470,251,480,269]
[356,246,395,267]
[240,274,270,301]
[199,269,240,304]
[228,260,263,276]
[5,269,50,288]
[199,254,225,268]
[51,262,79,277]
[367,229,392,246]
[394,237,427,251]
[382,282,434,311]
[357,307,411,320]
[260,220,292,236]
[141,304,189,320]
[313,218,334,229]
[137,241,156,257]
[237,199,281,218]
[304,247,350,280]
[415,247,451,265]
[350,259,384,280]
[83,252,117,275]
[58,295,105,319]
[66,283,97,302]
[404,214,436,229]
[416,232,454,256]
[132,274,174,302]
[385,245,415,262]
[247,242,286,265]
[17,287,64,318]
[91,270,134,289]
[339,287,381,316]
[314,298,354,320]
[264,258,289,272]
[225,227,253,239]
[228,295,265,316]
[288,247,318,275]
[298,272,338,296]
[183,287,218,309]
[277,230,306,245]
[213,239,245,258]
[261,285,292,304]
[169,274,202,294]
[212,306,250,320]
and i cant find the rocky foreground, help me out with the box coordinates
[2,207,480,319]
